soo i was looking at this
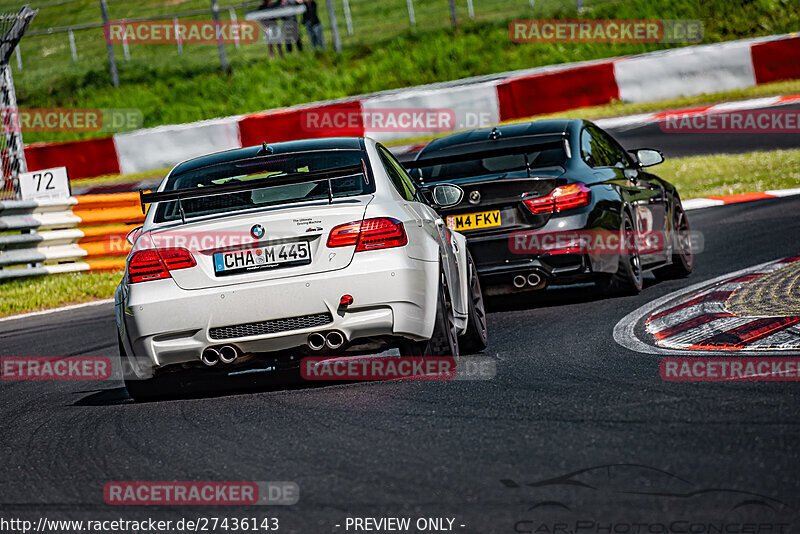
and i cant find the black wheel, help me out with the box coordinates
[400,268,460,357]
[458,252,488,354]
[119,336,170,402]
[655,201,694,279]
[597,211,643,296]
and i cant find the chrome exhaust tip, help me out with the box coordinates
[219,345,239,364]
[325,331,345,350]
[527,272,543,287]
[307,332,326,351]
[201,347,220,367]
[512,275,527,288]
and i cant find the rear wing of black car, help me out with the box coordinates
[139,161,367,223]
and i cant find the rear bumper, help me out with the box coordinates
[465,211,618,289]
[117,251,439,377]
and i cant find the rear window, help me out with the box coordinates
[417,143,567,182]
[155,150,374,223]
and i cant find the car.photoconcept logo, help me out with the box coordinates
[250,224,265,239]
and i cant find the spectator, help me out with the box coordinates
[301,0,325,50]
[258,0,284,59]
[280,0,303,53]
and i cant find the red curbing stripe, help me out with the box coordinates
[647,291,732,322]
[706,192,775,204]
[652,105,713,120]
[751,36,800,85]
[238,101,364,147]
[723,273,762,284]
[25,137,121,180]
[652,312,735,340]
[778,255,800,264]
[496,62,619,121]
[687,317,800,351]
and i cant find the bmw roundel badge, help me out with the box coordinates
[251,224,265,239]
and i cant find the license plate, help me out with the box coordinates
[213,241,311,276]
[446,210,502,231]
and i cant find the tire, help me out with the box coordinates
[119,337,170,402]
[655,201,694,280]
[597,211,643,296]
[400,268,460,357]
[458,252,488,354]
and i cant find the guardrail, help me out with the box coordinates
[0,192,143,281]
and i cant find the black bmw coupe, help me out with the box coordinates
[406,120,694,296]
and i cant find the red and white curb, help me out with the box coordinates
[614,257,800,355]
[594,94,800,130]
[683,188,800,211]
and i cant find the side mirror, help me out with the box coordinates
[431,184,464,208]
[126,225,143,246]
[632,148,664,167]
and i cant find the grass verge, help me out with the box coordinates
[0,271,122,318]
[659,148,800,199]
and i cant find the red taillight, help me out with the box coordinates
[158,248,197,270]
[327,217,408,252]
[128,248,196,284]
[523,182,592,214]
[326,221,362,248]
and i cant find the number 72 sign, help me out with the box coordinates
[18,167,71,200]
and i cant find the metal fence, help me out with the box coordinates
[7,0,578,87]
[0,6,36,201]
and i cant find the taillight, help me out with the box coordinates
[523,182,592,214]
[128,248,196,284]
[327,217,408,252]
[326,221,362,248]
[159,248,197,270]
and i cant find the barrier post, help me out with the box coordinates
[98,0,119,87]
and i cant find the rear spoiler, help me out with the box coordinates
[139,162,367,222]
[403,139,567,170]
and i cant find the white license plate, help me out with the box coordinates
[214,241,311,275]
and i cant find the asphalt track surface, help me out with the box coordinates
[608,102,800,158]
[3,192,800,530]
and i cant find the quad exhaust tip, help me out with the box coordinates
[307,332,327,351]
[325,331,345,350]
[219,345,239,364]
[527,272,542,287]
[513,272,546,290]
[201,347,220,367]
[307,331,346,351]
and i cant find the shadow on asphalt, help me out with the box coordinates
[485,275,660,313]
[70,370,354,406]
